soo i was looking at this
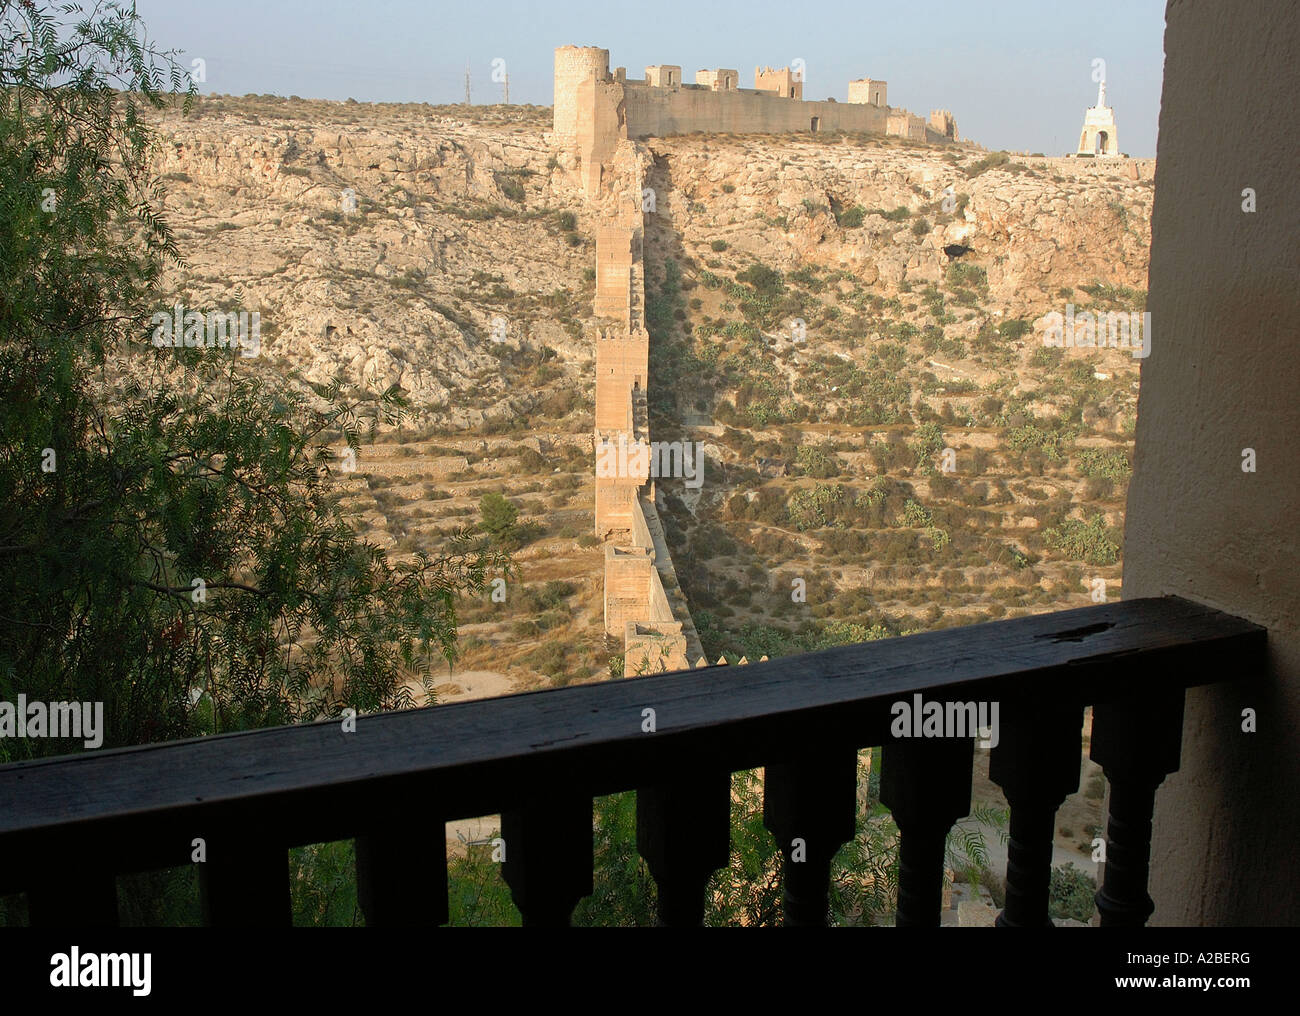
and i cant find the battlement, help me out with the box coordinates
[554,46,960,161]
[929,109,958,140]
[888,111,927,141]
[755,65,802,99]
[595,325,650,343]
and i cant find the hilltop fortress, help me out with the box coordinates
[555,45,961,195]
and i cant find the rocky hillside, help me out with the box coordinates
[141,94,1155,683]
[149,96,592,430]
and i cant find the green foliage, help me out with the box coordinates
[795,442,840,479]
[1006,422,1072,462]
[478,492,523,548]
[911,421,946,474]
[645,257,683,339]
[999,318,1032,341]
[735,262,784,298]
[946,261,987,291]
[1048,862,1097,923]
[902,499,933,528]
[710,238,728,251]
[963,151,1011,178]
[446,830,521,926]
[291,841,361,926]
[1077,448,1131,482]
[496,173,525,202]
[836,204,866,228]
[0,1,507,765]
[787,483,848,531]
[1031,346,1065,368]
[810,621,894,648]
[1079,281,1146,310]
[1044,515,1120,565]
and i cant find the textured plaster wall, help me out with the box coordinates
[1127,0,1300,924]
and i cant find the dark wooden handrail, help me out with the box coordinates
[0,596,1266,926]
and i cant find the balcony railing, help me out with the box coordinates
[0,596,1264,927]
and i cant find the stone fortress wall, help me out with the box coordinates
[556,44,966,675]
[555,46,962,199]
[583,136,703,674]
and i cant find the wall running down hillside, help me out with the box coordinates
[588,139,705,674]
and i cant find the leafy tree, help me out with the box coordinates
[0,0,506,762]
[478,491,521,546]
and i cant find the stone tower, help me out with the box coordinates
[553,46,610,145]
[848,78,888,107]
[1076,77,1120,156]
[755,66,802,99]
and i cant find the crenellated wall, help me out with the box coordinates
[580,123,703,672]
[620,83,888,140]
[555,44,961,189]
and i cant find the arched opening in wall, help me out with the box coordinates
[1095,130,1109,155]
[810,116,820,133]
[789,87,795,97]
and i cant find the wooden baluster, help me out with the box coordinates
[1090,691,1184,927]
[637,771,731,926]
[199,833,291,926]
[989,699,1084,927]
[763,746,859,926]
[881,736,974,927]
[501,793,593,926]
[26,861,119,927]
[356,813,449,927]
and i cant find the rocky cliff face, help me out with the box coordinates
[148,97,590,429]
[642,133,1151,319]
[146,97,1152,436]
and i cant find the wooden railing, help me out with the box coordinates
[0,596,1264,927]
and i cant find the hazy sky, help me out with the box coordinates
[136,0,1167,156]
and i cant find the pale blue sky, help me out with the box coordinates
[136,0,1167,156]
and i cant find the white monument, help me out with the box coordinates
[1076,78,1120,156]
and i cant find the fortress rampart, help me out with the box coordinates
[577,117,703,673]
[556,45,961,197]
[560,43,958,674]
